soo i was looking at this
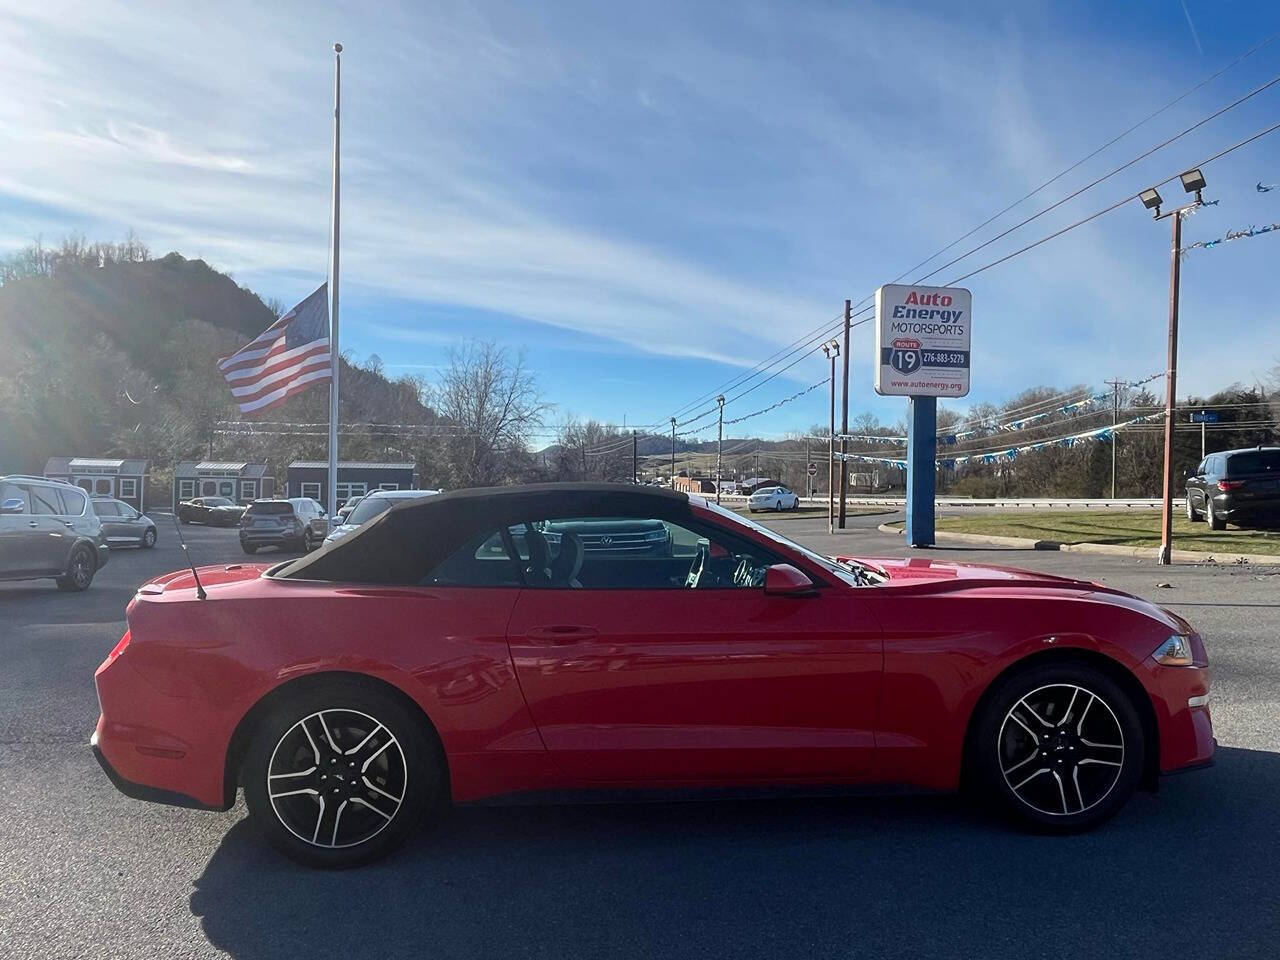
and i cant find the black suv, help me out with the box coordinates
[1185,447,1280,530]
[0,475,110,591]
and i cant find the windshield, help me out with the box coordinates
[1226,450,1280,476]
[346,496,396,525]
[246,501,293,515]
[699,500,883,586]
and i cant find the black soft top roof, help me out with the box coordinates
[277,483,693,584]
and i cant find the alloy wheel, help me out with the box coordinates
[143,528,156,547]
[267,708,407,849]
[71,549,93,588]
[997,683,1124,817]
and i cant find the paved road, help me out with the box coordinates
[2,514,1278,959]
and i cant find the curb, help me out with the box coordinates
[877,522,1280,566]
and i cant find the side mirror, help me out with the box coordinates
[1,498,25,515]
[763,563,816,597]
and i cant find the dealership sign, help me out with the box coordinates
[874,284,972,397]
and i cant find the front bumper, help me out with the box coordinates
[1143,660,1216,774]
[95,542,110,569]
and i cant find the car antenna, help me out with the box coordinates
[170,515,208,600]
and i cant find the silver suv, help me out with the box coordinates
[0,475,110,591]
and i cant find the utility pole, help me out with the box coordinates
[1104,377,1125,499]
[1157,209,1183,565]
[805,436,811,498]
[669,417,677,488]
[632,430,637,484]
[715,395,725,504]
[838,298,851,528]
[822,340,839,534]
[1139,169,1205,564]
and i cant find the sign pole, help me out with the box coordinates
[905,397,937,546]
[837,299,851,528]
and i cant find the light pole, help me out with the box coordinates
[715,395,725,504]
[1138,168,1207,565]
[838,299,851,529]
[669,417,677,488]
[822,339,840,534]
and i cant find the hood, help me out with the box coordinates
[841,555,1099,590]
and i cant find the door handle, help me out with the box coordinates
[525,624,598,644]
[64,521,76,528]
[28,521,39,527]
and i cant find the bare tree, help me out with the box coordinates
[434,340,549,487]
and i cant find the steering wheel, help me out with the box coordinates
[684,540,709,589]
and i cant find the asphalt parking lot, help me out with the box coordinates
[2,513,1278,959]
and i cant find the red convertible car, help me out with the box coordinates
[92,483,1214,867]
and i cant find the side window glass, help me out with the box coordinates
[95,501,119,517]
[1,483,31,513]
[423,530,522,587]
[521,516,782,590]
[28,485,62,516]
[58,488,87,516]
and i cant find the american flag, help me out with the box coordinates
[219,284,332,414]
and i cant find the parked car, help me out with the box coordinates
[748,485,800,512]
[1186,447,1280,530]
[92,482,1212,867]
[91,497,157,548]
[336,494,364,524]
[323,489,440,547]
[0,474,109,591]
[177,496,246,527]
[539,517,672,556]
[239,498,329,554]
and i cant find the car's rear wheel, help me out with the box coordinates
[55,544,96,592]
[142,528,156,548]
[971,662,1143,832]
[242,682,442,868]
[1206,498,1225,530]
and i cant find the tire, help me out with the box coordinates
[970,662,1143,833]
[241,681,442,868]
[55,544,96,592]
[303,529,316,551]
[1206,498,1225,531]
[179,515,190,525]
[241,544,258,555]
[1185,497,1198,522]
[142,528,157,549]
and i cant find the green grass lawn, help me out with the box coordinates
[932,511,1280,555]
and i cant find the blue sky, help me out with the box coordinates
[1,0,1278,441]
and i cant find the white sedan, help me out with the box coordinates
[747,485,800,512]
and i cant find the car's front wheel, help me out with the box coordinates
[242,681,442,868]
[1185,496,1199,522]
[241,543,258,555]
[971,662,1143,832]
[142,528,157,548]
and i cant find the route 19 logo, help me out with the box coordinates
[888,337,922,376]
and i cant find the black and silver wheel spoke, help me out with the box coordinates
[998,683,1124,817]
[267,708,407,849]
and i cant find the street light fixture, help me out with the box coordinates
[1179,168,1206,201]
[1140,170,1208,564]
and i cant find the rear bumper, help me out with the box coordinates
[239,528,301,545]
[93,650,235,810]
[91,730,223,810]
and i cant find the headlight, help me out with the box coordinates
[1152,634,1195,666]
[645,529,668,541]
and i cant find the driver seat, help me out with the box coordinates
[549,531,584,588]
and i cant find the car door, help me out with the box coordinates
[506,512,882,784]
[0,481,36,576]
[95,500,125,541]
[23,483,72,574]
[117,502,146,542]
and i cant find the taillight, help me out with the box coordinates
[1217,479,1245,491]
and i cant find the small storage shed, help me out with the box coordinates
[286,461,418,511]
[172,461,274,510]
[44,457,150,512]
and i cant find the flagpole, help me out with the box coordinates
[327,42,342,518]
